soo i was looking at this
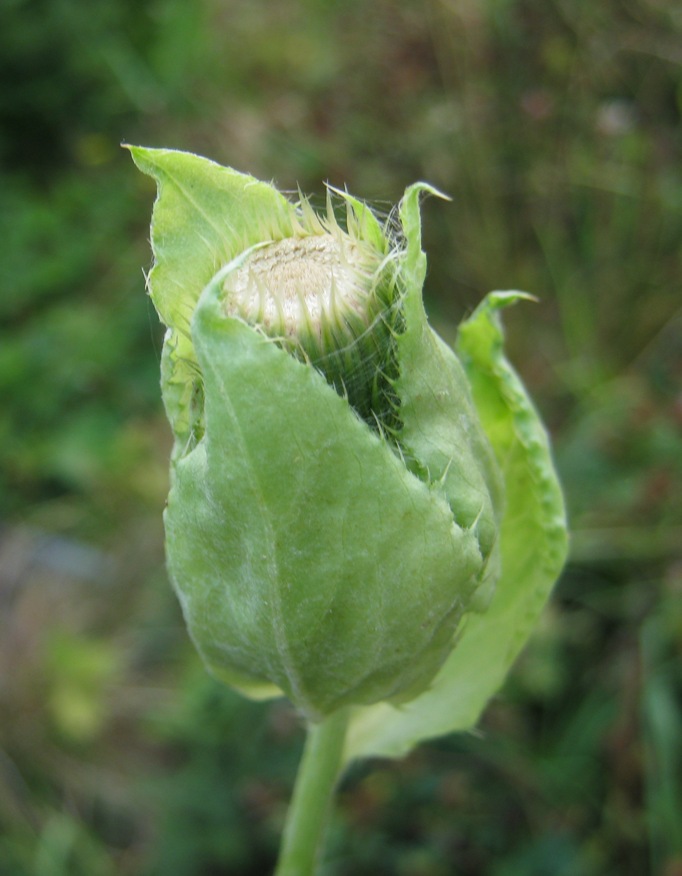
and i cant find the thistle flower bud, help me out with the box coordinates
[129,147,547,722]
[221,216,400,432]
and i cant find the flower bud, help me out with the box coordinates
[130,147,505,720]
[221,216,401,432]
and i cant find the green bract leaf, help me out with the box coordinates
[343,292,568,760]
[394,187,504,610]
[127,146,296,335]
[127,146,297,454]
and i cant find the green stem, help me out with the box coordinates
[274,708,350,876]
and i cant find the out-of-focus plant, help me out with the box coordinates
[129,145,567,875]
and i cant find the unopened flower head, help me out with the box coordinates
[128,147,567,725]
[221,194,403,431]
[224,234,376,338]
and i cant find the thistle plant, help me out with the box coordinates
[128,146,568,875]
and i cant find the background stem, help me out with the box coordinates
[274,708,350,876]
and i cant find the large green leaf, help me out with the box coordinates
[127,146,296,452]
[394,186,504,610]
[127,146,295,334]
[165,277,488,720]
[344,292,568,761]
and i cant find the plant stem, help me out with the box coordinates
[274,707,350,876]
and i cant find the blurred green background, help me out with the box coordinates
[1,0,681,874]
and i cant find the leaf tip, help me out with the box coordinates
[487,290,539,310]
[405,182,451,203]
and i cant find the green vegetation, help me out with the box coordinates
[1,1,680,874]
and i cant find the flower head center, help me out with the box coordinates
[224,234,378,340]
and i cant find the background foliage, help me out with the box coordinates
[1,0,680,874]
